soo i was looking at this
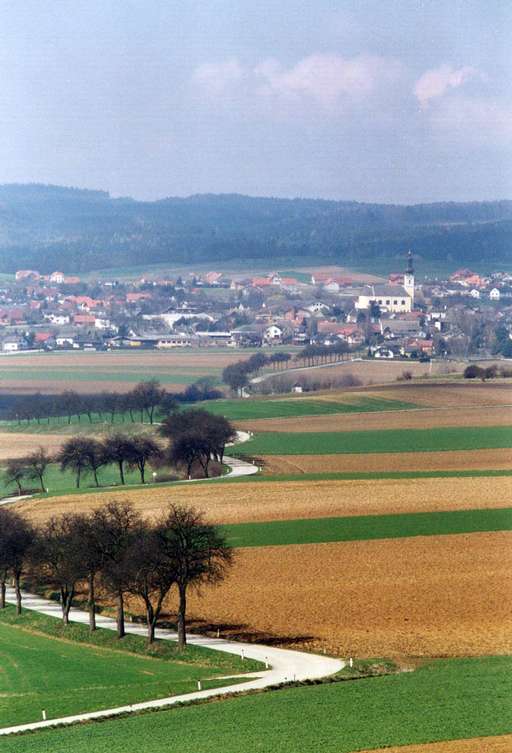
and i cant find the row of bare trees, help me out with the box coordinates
[0,501,231,647]
[8,377,223,428]
[3,409,237,495]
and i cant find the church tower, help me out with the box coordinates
[403,250,415,303]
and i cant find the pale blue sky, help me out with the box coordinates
[0,0,510,202]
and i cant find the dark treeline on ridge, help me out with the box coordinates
[0,184,511,273]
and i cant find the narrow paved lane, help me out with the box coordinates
[1,587,343,735]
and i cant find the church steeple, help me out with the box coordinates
[403,250,415,303]
[406,249,414,275]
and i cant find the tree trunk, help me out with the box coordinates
[116,591,125,638]
[38,473,45,492]
[14,573,22,615]
[0,579,5,609]
[93,468,99,487]
[139,461,145,484]
[61,586,74,624]
[76,467,81,488]
[118,461,125,485]
[177,583,187,649]
[88,573,96,631]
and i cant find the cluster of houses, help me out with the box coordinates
[2,253,512,359]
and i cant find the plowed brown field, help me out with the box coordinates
[361,735,512,753]
[157,532,512,657]
[239,405,512,433]
[0,432,67,460]
[262,448,512,474]
[271,360,461,387]
[16,475,512,525]
[370,383,512,408]
[311,381,512,408]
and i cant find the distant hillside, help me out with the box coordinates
[0,184,510,274]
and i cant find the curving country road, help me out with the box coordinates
[1,587,343,736]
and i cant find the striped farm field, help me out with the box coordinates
[160,532,512,657]
[239,404,512,433]
[14,474,512,526]
[195,396,418,420]
[260,447,512,474]
[221,508,512,548]
[237,425,512,455]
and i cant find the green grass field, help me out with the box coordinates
[221,508,512,548]
[6,655,511,752]
[0,606,256,729]
[195,396,418,421]
[0,414,156,434]
[0,367,221,386]
[0,461,164,498]
[237,425,512,455]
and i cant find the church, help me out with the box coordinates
[355,251,415,314]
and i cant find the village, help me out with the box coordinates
[3,255,512,361]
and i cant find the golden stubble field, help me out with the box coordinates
[15,474,512,525]
[261,448,512,474]
[239,404,512,433]
[361,735,512,753]
[158,532,512,658]
[0,432,69,460]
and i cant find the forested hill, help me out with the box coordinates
[0,184,511,274]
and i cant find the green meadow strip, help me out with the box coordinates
[221,507,512,548]
[235,425,512,455]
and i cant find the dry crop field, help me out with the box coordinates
[361,735,512,753]
[0,432,68,460]
[16,472,512,525]
[267,358,464,387]
[146,531,512,658]
[239,404,512,434]
[0,349,247,393]
[260,448,512,474]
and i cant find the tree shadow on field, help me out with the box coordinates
[158,613,315,647]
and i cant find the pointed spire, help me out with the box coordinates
[406,250,414,275]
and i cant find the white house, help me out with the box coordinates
[470,289,480,299]
[44,313,71,326]
[356,284,411,313]
[490,288,501,301]
[1,337,22,352]
[264,324,284,342]
[49,271,65,284]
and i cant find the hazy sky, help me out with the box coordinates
[0,0,510,202]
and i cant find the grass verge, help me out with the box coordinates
[0,605,258,729]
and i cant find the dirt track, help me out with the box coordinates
[15,474,512,525]
[361,735,512,753]
[161,532,512,658]
[261,448,512,474]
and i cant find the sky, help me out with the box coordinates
[0,0,510,203]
